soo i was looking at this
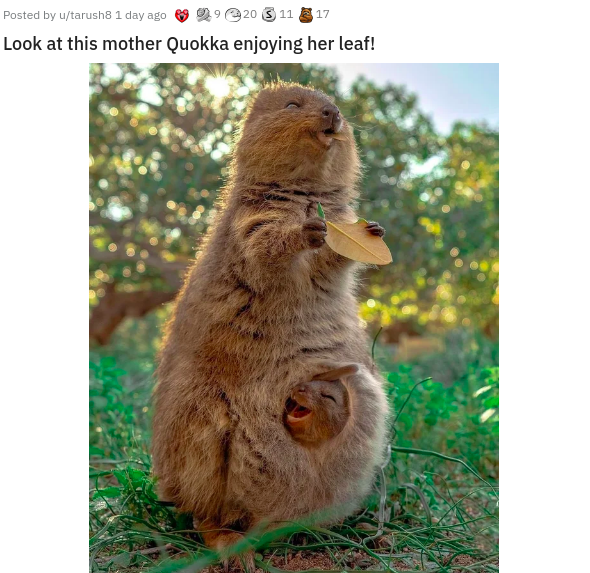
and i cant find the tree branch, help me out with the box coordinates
[89,241,190,289]
[90,286,178,346]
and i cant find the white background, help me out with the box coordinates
[1,1,589,571]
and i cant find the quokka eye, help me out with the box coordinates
[321,393,337,403]
[286,102,300,109]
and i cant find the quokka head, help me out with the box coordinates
[232,82,360,188]
[284,364,359,445]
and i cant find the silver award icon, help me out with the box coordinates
[197,8,211,22]
[262,7,276,22]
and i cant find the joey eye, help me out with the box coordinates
[320,393,336,403]
[286,102,300,109]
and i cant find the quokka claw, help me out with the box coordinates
[303,217,328,248]
[365,221,385,237]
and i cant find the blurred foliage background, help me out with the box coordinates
[89,63,499,346]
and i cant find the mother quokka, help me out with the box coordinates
[152,82,390,555]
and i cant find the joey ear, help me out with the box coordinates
[312,363,360,381]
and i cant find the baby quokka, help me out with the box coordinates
[285,364,360,445]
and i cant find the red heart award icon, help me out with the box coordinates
[175,9,189,22]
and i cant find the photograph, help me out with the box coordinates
[89,63,499,572]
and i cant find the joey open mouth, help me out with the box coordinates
[285,397,312,421]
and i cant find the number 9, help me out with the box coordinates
[215,10,220,17]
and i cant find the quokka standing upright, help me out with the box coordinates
[152,82,390,553]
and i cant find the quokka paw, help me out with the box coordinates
[215,533,255,573]
[303,217,327,248]
[365,221,385,237]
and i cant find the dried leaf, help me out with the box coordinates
[330,132,347,141]
[325,220,392,265]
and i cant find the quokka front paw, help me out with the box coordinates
[303,217,327,248]
[365,221,385,237]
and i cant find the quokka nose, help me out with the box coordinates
[321,104,341,124]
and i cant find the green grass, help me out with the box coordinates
[90,325,499,572]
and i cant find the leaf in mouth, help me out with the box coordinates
[329,132,347,141]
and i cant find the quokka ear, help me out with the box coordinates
[312,364,360,381]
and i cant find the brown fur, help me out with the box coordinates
[284,367,355,445]
[152,83,389,551]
